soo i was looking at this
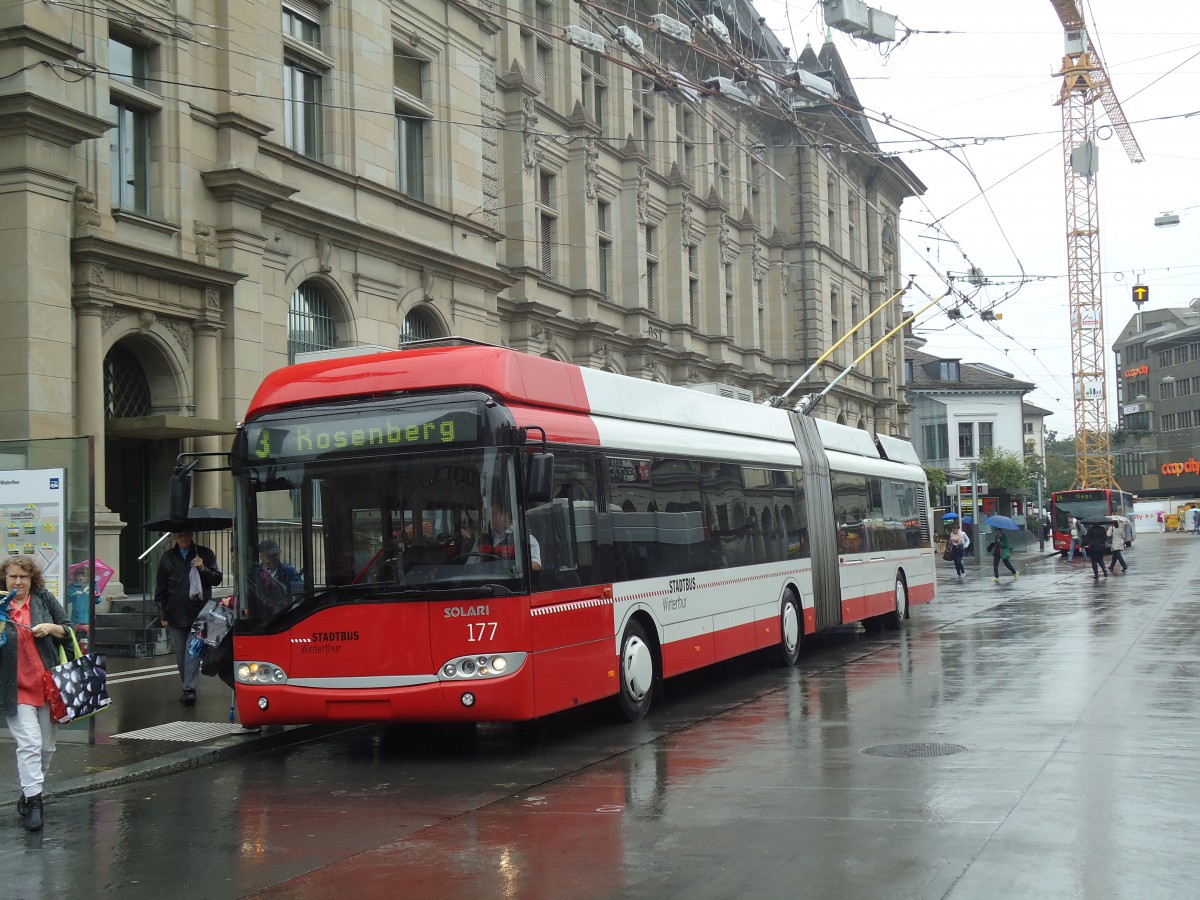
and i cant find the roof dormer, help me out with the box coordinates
[922,359,961,382]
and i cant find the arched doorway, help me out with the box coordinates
[104,344,154,593]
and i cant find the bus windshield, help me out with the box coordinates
[235,445,527,624]
[1053,492,1112,530]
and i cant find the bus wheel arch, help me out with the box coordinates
[616,613,660,722]
[884,570,908,630]
[776,588,802,667]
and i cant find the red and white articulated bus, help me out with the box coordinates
[228,341,935,726]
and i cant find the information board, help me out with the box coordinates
[0,468,66,596]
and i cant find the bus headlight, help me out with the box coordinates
[236,661,288,685]
[437,652,526,681]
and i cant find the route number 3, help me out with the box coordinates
[467,622,497,642]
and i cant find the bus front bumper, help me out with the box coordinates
[235,673,536,726]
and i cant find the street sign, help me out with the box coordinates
[956,482,988,495]
[1132,284,1149,305]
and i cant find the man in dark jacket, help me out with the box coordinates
[155,530,221,705]
[1082,523,1110,579]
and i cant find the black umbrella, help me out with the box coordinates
[143,506,234,532]
[1080,518,1118,527]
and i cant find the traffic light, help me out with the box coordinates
[1132,284,1149,307]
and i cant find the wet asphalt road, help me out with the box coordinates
[4,533,1200,899]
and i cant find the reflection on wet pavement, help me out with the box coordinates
[5,534,1198,899]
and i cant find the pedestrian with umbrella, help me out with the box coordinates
[1081,518,1115,579]
[150,521,223,706]
[985,515,1020,584]
[1106,518,1130,574]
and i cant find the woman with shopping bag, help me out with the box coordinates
[0,554,72,832]
[154,530,221,707]
[947,524,970,579]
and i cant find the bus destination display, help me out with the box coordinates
[246,408,480,463]
[1062,490,1105,502]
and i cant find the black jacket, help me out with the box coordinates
[0,588,72,718]
[154,544,222,628]
[1082,526,1110,556]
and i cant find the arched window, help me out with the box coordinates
[288,281,338,363]
[399,307,440,345]
[104,344,151,419]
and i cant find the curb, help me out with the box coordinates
[24,723,358,804]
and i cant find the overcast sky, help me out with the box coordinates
[755,0,1200,436]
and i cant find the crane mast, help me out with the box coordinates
[1050,0,1143,489]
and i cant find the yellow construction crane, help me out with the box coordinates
[1050,0,1143,488]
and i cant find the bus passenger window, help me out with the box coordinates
[534,451,601,587]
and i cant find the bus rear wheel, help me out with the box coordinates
[776,591,802,667]
[617,620,656,722]
[884,574,908,630]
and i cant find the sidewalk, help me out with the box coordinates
[2,655,342,806]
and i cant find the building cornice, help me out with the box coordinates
[71,236,245,291]
[0,92,110,146]
[201,167,298,210]
[0,25,80,61]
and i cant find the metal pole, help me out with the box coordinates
[1036,473,1046,552]
[970,461,981,567]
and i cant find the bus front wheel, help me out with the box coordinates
[884,574,908,630]
[617,620,656,722]
[776,591,802,667]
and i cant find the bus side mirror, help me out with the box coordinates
[527,453,554,504]
[169,468,193,522]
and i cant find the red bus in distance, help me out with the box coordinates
[1050,488,1135,557]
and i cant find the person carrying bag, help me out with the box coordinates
[989,530,1018,583]
[155,529,221,707]
[947,525,969,579]
[0,554,73,832]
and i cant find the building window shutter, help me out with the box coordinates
[394,54,423,98]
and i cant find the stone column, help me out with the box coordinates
[74,297,125,605]
[192,314,223,508]
[74,299,108,503]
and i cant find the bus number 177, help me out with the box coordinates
[467,622,498,642]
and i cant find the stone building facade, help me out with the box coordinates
[0,0,921,596]
[1112,305,1200,499]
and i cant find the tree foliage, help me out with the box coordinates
[978,446,1033,493]
[923,465,947,502]
[1042,431,1077,493]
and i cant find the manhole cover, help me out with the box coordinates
[862,742,967,758]
[114,722,240,742]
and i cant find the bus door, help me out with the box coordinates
[790,414,842,630]
[830,471,868,610]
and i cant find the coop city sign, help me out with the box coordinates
[1161,458,1200,477]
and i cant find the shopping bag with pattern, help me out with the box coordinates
[51,627,111,721]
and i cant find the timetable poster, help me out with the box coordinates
[0,469,66,596]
